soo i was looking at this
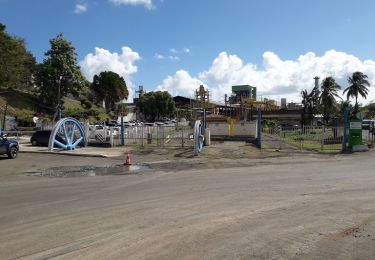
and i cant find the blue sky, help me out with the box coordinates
[2,0,375,103]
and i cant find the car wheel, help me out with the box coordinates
[8,147,18,159]
[31,140,38,146]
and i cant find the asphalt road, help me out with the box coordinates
[1,152,375,259]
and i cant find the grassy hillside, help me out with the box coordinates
[0,89,109,126]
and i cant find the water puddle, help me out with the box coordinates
[25,164,151,177]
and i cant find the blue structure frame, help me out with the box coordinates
[194,120,205,156]
[48,117,87,151]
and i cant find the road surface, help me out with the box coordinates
[1,152,375,259]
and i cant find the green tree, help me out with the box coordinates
[362,103,375,119]
[137,91,176,121]
[90,71,129,112]
[35,33,85,108]
[320,77,341,124]
[301,84,320,125]
[343,72,370,114]
[0,23,36,90]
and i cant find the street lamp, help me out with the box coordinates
[57,75,62,121]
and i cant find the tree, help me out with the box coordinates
[343,72,370,114]
[320,77,341,124]
[301,84,320,125]
[90,71,129,112]
[137,91,176,121]
[0,23,36,90]
[35,33,85,109]
[363,103,375,119]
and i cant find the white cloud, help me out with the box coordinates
[170,47,190,54]
[109,0,153,9]
[74,3,88,14]
[157,50,375,104]
[157,70,205,97]
[154,53,165,60]
[80,46,141,102]
[168,55,180,61]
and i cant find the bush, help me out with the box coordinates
[15,111,35,127]
[64,108,100,120]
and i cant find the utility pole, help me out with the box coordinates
[56,75,63,121]
[224,94,228,117]
[120,105,125,146]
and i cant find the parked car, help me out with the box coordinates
[30,130,65,146]
[143,122,156,127]
[0,134,19,159]
[362,120,375,130]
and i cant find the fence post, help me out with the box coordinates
[181,127,184,147]
[342,109,348,152]
[110,127,114,147]
[162,125,165,147]
[156,126,159,147]
[141,125,144,148]
[256,109,261,148]
[321,125,325,151]
[120,115,124,146]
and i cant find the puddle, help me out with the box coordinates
[25,164,151,177]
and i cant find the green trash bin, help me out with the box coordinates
[348,120,362,149]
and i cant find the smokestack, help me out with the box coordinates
[314,76,320,89]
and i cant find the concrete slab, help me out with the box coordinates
[352,144,370,152]
[19,144,128,158]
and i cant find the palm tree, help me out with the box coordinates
[320,77,341,124]
[343,72,370,113]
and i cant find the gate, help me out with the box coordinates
[261,126,344,152]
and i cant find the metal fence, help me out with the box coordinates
[362,129,375,146]
[262,126,345,151]
[3,124,195,149]
[113,125,195,148]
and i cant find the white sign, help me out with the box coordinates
[350,121,362,129]
[356,112,365,120]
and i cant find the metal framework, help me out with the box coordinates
[48,117,87,151]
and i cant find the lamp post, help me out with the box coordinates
[57,76,62,121]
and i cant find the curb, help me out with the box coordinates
[19,150,108,158]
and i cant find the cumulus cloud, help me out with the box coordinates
[168,55,180,61]
[74,2,88,14]
[109,0,153,9]
[154,53,165,60]
[157,50,375,104]
[170,47,190,54]
[157,70,205,97]
[80,46,141,101]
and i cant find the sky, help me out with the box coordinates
[1,0,375,104]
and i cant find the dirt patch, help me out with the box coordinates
[202,141,276,159]
[24,164,151,177]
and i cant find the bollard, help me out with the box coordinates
[124,152,132,166]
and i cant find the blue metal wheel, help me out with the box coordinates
[48,117,87,151]
[194,120,205,156]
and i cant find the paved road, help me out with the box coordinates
[1,152,375,259]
